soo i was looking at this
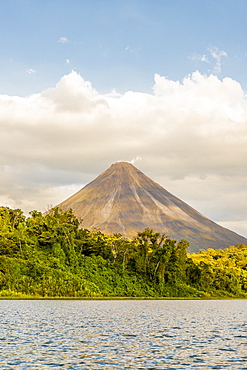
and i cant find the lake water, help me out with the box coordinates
[0,299,246,369]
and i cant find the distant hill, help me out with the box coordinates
[56,162,247,252]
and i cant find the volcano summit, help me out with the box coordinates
[57,162,247,252]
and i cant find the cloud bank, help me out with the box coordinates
[1,71,247,237]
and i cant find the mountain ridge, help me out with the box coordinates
[57,162,247,252]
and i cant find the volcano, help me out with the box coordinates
[56,162,247,252]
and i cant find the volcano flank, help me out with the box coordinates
[57,162,247,252]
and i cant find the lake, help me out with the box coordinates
[0,299,246,369]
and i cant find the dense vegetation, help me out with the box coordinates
[0,206,247,299]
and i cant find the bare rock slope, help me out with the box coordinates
[57,162,247,252]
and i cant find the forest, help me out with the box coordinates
[0,206,247,299]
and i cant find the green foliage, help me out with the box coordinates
[0,206,247,298]
[190,245,247,297]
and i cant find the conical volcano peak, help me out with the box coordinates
[93,161,150,189]
[112,161,134,167]
[108,161,137,173]
[56,163,247,252]
[108,161,141,174]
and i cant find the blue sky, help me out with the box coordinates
[1,0,247,96]
[1,0,247,240]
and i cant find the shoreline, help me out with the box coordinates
[0,296,245,300]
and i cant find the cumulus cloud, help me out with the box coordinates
[0,71,247,237]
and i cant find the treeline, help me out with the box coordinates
[0,206,247,298]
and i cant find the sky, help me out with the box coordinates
[1,0,247,239]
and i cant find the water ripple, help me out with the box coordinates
[0,299,246,369]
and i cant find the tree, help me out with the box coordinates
[134,228,166,276]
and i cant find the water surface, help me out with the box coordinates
[0,299,246,369]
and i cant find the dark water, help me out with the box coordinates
[0,299,246,369]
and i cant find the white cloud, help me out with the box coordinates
[26,68,36,74]
[190,47,227,74]
[209,47,228,74]
[124,44,143,54]
[190,53,210,63]
[41,70,107,113]
[130,156,142,165]
[66,59,70,64]
[0,71,247,238]
[58,36,69,44]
